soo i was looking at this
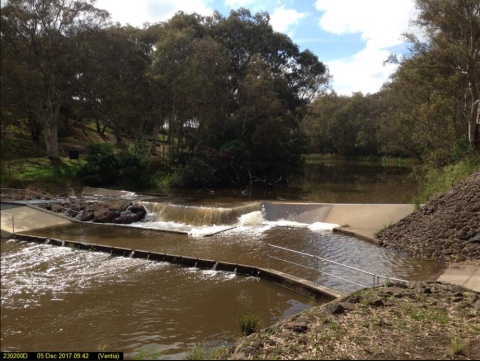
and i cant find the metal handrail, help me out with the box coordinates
[267,243,408,289]
[1,211,14,234]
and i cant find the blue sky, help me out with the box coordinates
[1,0,420,95]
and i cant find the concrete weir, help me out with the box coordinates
[11,233,343,301]
[263,201,416,242]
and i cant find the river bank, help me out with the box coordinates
[376,172,480,265]
[221,282,480,360]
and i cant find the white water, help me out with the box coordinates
[126,206,339,237]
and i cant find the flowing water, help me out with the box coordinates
[1,239,312,359]
[2,161,440,358]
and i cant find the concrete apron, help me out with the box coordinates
[437,265,480,292]
[11,233,342,302]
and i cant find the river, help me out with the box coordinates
[1,160,440,359]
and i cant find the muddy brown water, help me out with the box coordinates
[1,161,440,358]
[1,239,312,359]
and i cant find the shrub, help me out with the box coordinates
[78,143,153,189]
[238,312,262,336]
[117,149,151,190]
[171,157,215,188]
[78,143,119,186]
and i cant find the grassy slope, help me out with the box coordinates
[1,122,108,194]
[218,283,480,360]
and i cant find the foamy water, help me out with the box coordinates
[125,208,339,236]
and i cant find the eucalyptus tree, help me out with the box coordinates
[0,0,109,159]
[401,0,480,151]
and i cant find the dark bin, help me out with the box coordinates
[69,149,79,160]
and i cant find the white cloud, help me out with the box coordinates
[327,48,398,95]
[96,0,213,27]
[224,0,256,8]
[270,6,307,33]
[315,0,418,94]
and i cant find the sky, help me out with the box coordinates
[1,0,420,95]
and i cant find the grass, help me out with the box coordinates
[0,156,86,191]
[238,312,262,336]
[186,344,229,360]
[415,155,480,203]
[449,337,468,356]
[133,346,162,360]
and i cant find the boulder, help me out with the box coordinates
[131,204,147,214]
[52,204,64,213]
[104,200,132,212]
[113,213,140,224]
[93,210,120,223]
[77,211,94,222]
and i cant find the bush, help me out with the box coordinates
[78,143,154,189]
[171,157,215,188]
[78,143,119,186]
[238,312,262,336]
[117,149,151,190]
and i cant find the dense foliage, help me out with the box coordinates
[1,1,328,189]
[1,0,479,192]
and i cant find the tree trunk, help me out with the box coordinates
[468,99,480,151]
[150,122,160,155]
[43,96,60,159]
[43,122,59,159]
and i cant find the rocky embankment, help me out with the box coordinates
[40,200,147,225]
[223,282,480,360]
[376,172,480,264]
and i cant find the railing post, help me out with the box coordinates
[373,274,376,287]
[267,244,270,270]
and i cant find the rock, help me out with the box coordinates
[84,203,106,212]
[456,254,466,262]
[131,204,147,214]
[113,213,140,224]
[325,303,345,314]
[77,211,94,222]
[52,204,64,212]
[104,200,131,212]
[284,322,308,333]
[263,339,276,346]
[339,302,356,311]
[468,234,480,243]
[93,210,120,223]
[456,230,469,240]
[136,211,146,219]
[370,299,384,307]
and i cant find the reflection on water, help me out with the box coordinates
[296,160,418,203]
[151,160,418,204]
[1,240,311,358]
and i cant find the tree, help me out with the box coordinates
[403,0,480,150]
[1,0,109,158]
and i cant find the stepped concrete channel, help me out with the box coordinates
[1,198,478,292]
